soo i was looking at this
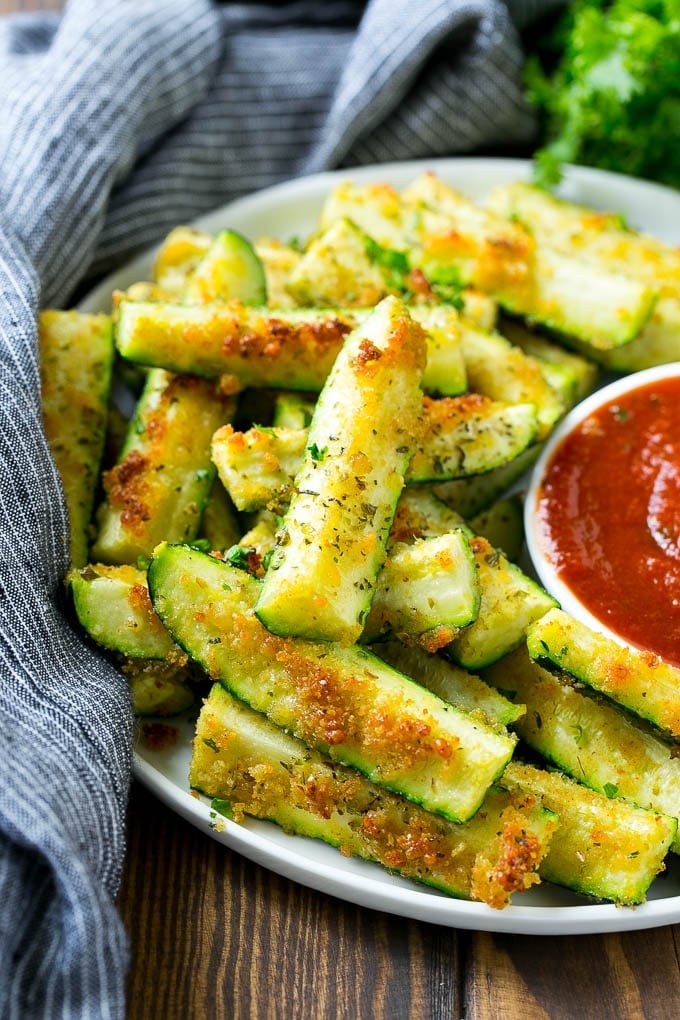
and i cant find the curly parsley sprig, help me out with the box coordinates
[526,0,680,190]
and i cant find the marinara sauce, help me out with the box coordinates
[536,375,680,668]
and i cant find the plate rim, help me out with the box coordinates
[84,156,680,935]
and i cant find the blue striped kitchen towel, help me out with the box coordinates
[0,0,561,1015]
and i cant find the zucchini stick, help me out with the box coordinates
[212,395,538,513]
[148,545,517,823]
[39,310,114,567]
[487,181,680,371]
[69,563,177,660]
[92,369,235,564]
[183,229,267,305]
[402,174,657,351]
[68,563,196,717]
[483,646,680,853]
[386,489,558,670]
[319,175,657,351]
[503,761,675,905]
[362,532,480,648]
[191,684,556,908]
[237,515,478,649]
[115,301,467,397]
[256,297,426,644]
[458,322,564,439]
[374,640,524,728]
[528,608,680,739]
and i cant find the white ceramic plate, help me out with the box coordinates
[82,158,680,935]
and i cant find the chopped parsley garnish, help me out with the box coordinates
[210,797,233,818]
[225,544,255,571]
[426,265,465,309]
[363,235,410,291]
[189,538,212,553]
[308,442,327,462]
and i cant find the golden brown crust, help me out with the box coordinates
[229,316,352,362]
[471,815,543,909]
[193,702,547,909]
[103,449,150,535]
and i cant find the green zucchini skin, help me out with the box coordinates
[69,563,176,660]
[212,395,538,514]
[483,646,680,854]
[457,322,564,440]
[503,761,675,905]
[469,495,524,562]
[39,310,114,568]
[527,609,680,739]
[256,297,426,644]
[115,301,355,390]
[191,683,556,908]
[148,544,517,823]
[68,563,197,717]
[91,369,235,564]
[183,229,267,305]
[388,488,557,669]
[320,175,657,352]
[374,640,524,728]
[362,532,480,647]
[115,300,473,397]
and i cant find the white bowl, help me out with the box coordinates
[525,362,680,650]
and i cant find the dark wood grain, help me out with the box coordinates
[6,1,680,1016]
[465,929,680,1020]
[119,783,464,1020]
[117,782,680,1020]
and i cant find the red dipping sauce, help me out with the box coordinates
[535,374,680,667]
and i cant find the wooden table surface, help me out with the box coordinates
[6,1,680,1017]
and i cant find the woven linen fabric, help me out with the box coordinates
[0,0,562,1015]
